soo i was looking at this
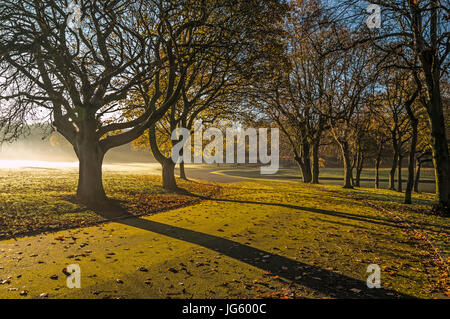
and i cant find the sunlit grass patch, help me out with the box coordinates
[0,168,217,239]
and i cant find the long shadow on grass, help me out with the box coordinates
[92,200,411,298]
[195,196,408,230]
[192,194,448,232]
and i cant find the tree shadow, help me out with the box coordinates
[90,199,412,299]
[190,194,448,232]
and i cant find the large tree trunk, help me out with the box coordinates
[397,155,403,192]
[162,158,177,190]
[294,156,311,183]
[389,144,398,190]
[428,102,450,207]
[75,128,106,204]
[405,120,418,204]
[430,122,450,207]
[311,137,320,184]
[416,30,449,211]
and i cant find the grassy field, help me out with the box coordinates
[219,167,436,193]
[0,168,217,239]
[0,167,448,299]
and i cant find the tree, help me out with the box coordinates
[0,0,264,202]
[369,122,390,189]
[245,0,333,184]
[352,111,373,187]
[330,0,450,210]
[326,40,377,189]
[129,0,287,190]
[401,74,422,204]
[146,44,240,189]
[376,74,413,192]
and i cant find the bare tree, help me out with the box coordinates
[138,0,287,190]
[327,42,377,189]
[245,1,333,183]
[329,0,450,210]
[0,0,212,203]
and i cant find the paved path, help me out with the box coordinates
[175,166,245,183]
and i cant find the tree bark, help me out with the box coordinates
[414,160,421,193]
[405,120,418,204]
[428,105,450,207]
[375,143,382,189]
[179,161,187,180]
[341,142,353,189]
[74,125,107,204]
[397,155,403,192]
[389,142,398,190]
[354,146,364,187]
[301,142,312,183]
[294,156,311,183]
[311,137,320,184]
[415,17,450,208]
[148,125,178,191]
[162,158,177,190]
[404,88,420,204]
[355,163,363,187]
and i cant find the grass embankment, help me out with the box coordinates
[0,168,448,299]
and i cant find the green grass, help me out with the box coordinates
[0,168,217,239]
[0,167,448,299]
